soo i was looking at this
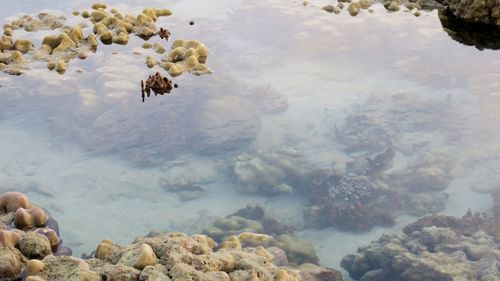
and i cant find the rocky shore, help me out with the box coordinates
[0,192,342,281]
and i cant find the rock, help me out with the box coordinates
[190,96,260,154]
[19,231,52,259]
[342,213,500,281]
[440,0,500,25]
[14,207,48,229]
[160,39,212,76]
[13,39,34,53]
[0,246,26,280]
[348,2,361,16]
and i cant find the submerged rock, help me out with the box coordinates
[341,212,500,281]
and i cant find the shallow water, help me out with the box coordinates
[1,0,500,279]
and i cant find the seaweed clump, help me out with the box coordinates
[140,72,177,102]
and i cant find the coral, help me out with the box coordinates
[233,148,311,195]
[158,179,206,201]
[341,212,500,281]
[306,150,451,231]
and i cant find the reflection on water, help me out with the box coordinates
[1,0,500,279]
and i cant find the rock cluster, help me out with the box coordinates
[341,211,500,281]
[319,0,440,17]
[0,191,343,281]
[147,39,212,77]
[0,3,211,76]
[202,205,320,265]
[0,192,70,281]
[306,150,452,231]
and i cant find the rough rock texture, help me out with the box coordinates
[341,212,500,281]
[24,233,341,281]
[440,0,500,25]
[439,9,500,50]
[0,192,69,280]
[306,150,452,231]
[202,205,318,265]
[233,148,311,194]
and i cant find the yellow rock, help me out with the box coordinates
[348,2,361,16]
[146,56,157,68]
[8,51,24,64]
[72,11,80,16]
[26,277,46,281]
[0,230,21,247]
[99,30,113,45]
[93,22,108,35]
[387,1,400,11]
[116,21,133,33]
[142,43,153,49]
[132,244,157,270]
[153,43,166,54]
[47,61,56,70]
[90,10,111,23]
[14,39,34,53]
[322,5,336,13]
[136,13,154,26]
[185,56,198,69]
[0,36,13,51]
[100,16,117,27]
[91,3,107,10]
[114,12,123,20]
[110,8,117,14]
[171,39,187,49]
[254,246,273,261]
[56,59,68,73]
[154,8,172,17]
[41,35,60,49]
[69,26,84,43]
[87,34,98,50]
[112,32,129,45]
[4,27,12,36]
[274,269,290,281]
[53,33,76,53]
[238,232,274,247]
[95,239,117,260]
[359,0,373,8]
[26,259,45,276]
[142,8,158,21]
[81,11,90,18]
[220,235,241,249]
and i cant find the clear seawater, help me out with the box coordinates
[1,0,500,279]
